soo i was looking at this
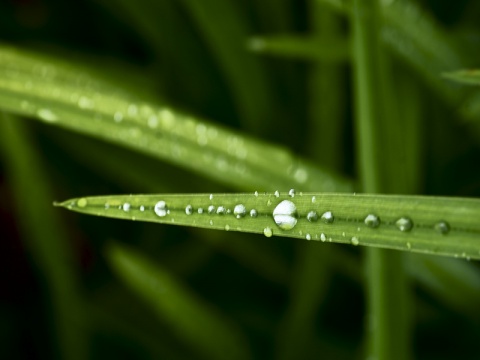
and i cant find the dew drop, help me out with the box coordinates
[254,191,259,197]
[434,221,450,235]
[274,190,280,198]
[198,208,204,214]
[209,194,214,200]
[114,111,123,123]
[364,214,380,228]
[263,227,273,237]
[122,203,131,212]
[216,206,226,215]
[320,233,327,242]
[351,237,359,246]
[154,201,168,217]
[77,198,87,208]
[185,205,193,215]
[208,205,216,214]
[273,200,298,231]
[250,209,258,218]
[140,205,145,212]
[307,211,318,222]
[321,211,334,224]
[288,189,296,197]
[233,204,246,219]
[306,233,312,241]
[38,109,58,122]
[396,217,413,232]
[225,224,230,231]
[311,196,316,203]
[209,220,214,226]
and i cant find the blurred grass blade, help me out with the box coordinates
[0,113,87,360]
[106,241,251,360]
[0,45,350,193]
[57,192,480,260]
[248,35,350,62]
[443,69,480,86]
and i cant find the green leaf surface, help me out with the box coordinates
[443,69,480,86]
[56,192,480,260]
[106,242,251,360]
[0,45,350,193]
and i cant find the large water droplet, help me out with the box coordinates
[307,211,318,222]
[263,227,273,237]
[154,201,168,217]
[396,217,413,232]
[216,206,226,215]
[185,205,193,215]
[273,200,298,230]
[364,214,380,228]
[434,221,450,234]
[321,211,334,224]
[233,204,246,219]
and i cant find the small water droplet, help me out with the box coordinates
[307,211,318,222]
[321,211,334,224]
[263,227,273,237]
[434,221,450,234]
[225,224,230,231]
[209,220,214,226]
[114,111,123,122]
[311,196,316,203]
[288,189,296,197]
[396,217,413,232]
[320,233,327,242]
[77,198,87,208]
[364,214,380,228]
[351,237,359,246]
[233,204,246,219]
[209,194,214,200]
[406,242,411,249]
[254,191,259,197]
[208,205,216,214]
[140,205,145,211]
[216,206,226,215]
[306,233,312,241]
[38,109,58,122]
[154,201,168,217]
[122,203,131,212]
[250,209,258,217]
[105,203,110,209]
[185,205,193,215]
[148,115,158,128]
[267,200,272,206]
[273,200,298,231]
[198,208,204,214]
[274,190,280,197]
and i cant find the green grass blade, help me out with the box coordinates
[0,45,350,193]
[0,113,87,360]
[56,192,480,260]
[248,35,350,62]
[106,241,251,360]
[443,69,480,86]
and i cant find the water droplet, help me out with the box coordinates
[216,206,226,215]
[233,204,246,219]
[154,201,168,217]
[38,109,58,122]
[273,200,298,231]
[364,214,380,228]
[250,209,258,217]
[254,191,259,197]
[274,190,280,197]
[306,233,312,241]
[148,115,158,128]
[351,237,359,246]
[396,217,413,232]
[185,205,193,215]
[122,203,131,212]
[311,196,316,203]
[198,208,204,214]
[307,211,318,222]
[114,111,123,122]
[434,221,450,234]
[209,194,214,200]
[105,203,110,209]
[208,205,216,214]
[209,220,214,226]
[225,224,230,231]
[294,168,308,183]
[320,233,327,242]
[321,211,334,224]
[288,189,296,197]
[263,227,273,237]
[406,242,411,249]
[77,198,87,208]
[78,96,94,109]
[140,205,145,211]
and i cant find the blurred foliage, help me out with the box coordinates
[0,0,480,359]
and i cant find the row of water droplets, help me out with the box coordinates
[76,190,452,246]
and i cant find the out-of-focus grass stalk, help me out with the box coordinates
[351,1,412,359]
[0,114,87,360]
